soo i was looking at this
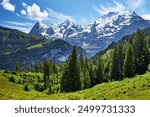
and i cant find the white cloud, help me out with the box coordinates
[47,8,74,23]
[21,10,26,15]
[6,21,33,27]
[22,2,27,7]
[21,3,48,21]
[1,0,15,12]
[125,0,145,10]
[94,1,125,15]
[4,21,34,33]
[142,14,150,20]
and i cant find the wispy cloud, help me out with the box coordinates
[3,21,34,33]
[47,8,74,23]
[0,0,15,12]
[21,2,48,22]
[94,0,145,16]
[125,0,145,10]
[94,1,125,15]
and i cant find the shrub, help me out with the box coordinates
[9,76,15,83]
[18,78,22,84]
[4,69,10,73]
[53,84,60,93]
[24,84,29,91]
[34,83,42,91]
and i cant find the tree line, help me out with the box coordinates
[14,29,149,93]
[60,29,149,92]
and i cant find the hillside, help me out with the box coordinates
[0,26,88,70]
[92,27,150,62]
[0,71,150,100]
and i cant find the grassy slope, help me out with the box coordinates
[0,72,150,100]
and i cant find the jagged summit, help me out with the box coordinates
[29,10,150,56]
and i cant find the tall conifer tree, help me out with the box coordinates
[61,46,81,92]
[123,44,135,77]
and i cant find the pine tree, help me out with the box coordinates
[53,63,58,74]
[61,46,82,92]
[123,44,135,78]
[96,58,103,84]
[117,44,124,80]
[15,63,22,72]
[83,58,91,89]
[79,52,84,70]
[133,29,149,74]
[103,62,110,82]
[111,47,119,81]
[111,44,124,81]
[89,62,97,87]
[43,60,50,90]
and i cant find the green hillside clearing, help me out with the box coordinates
[0,71,150,100]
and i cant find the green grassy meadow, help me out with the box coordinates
[0,71,150,100]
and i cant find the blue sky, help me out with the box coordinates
[0,0,150,33]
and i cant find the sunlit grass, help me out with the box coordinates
[0,72,150,100]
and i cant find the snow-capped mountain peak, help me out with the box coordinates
[29,10,150,56]
[59,20,76,28]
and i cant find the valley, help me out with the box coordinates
[0,10,150,100]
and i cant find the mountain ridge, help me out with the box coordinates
[0,26,89,70]
[29,10,150,56]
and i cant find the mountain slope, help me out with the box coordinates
[0,71,150,100]
[29,11,150,56]
[0,26,89,70]
[91,27,150,62]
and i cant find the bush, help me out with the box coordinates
[18,78,22,84]
[11,71,17,75]
[9,76,15,83]
[4,69,10,73]
[53,84,60,93]
[34,83,42,91]
[39,84,45,92]
[24,84,29,91]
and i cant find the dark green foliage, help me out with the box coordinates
[35,62,43,73]
[15,63,22,72]
[48,82,53,94]
[111,44,124,81]
[133,29,149,74]
[117,44,124,80]
[79,52,91,89]
[34,83,44,91]
[111,47,119,81]
[43,59,50,90]
[82,58,91,89]
[123,44,135,77]
[96,58,104,84]
[51,63,58,74]
[103,62,110,82]
[9,76,15,83]
[61,46,82,92]
[24,84,29,91]
[89,62,97,87]
[79,52,84,70]
[18,78,23,84]
[3,69,10,73]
